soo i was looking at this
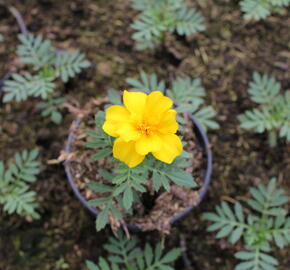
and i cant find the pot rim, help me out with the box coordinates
[64,113,212,232]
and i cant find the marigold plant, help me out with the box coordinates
[84,84,217,231]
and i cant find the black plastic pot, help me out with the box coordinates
[64,114,212,232]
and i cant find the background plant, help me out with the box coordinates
[86,230,180,270]
[2,34,90,123]
[126,71,219,131]
[240,0,290,20]
[238,72,290,147]
[131,0,205,50]
[0,149,41,219]
[204,178,290,270]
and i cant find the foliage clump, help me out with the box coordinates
[86,231,180,270]
[0,149,41,219]
[204,178,290,270]
[3,34,90,123]
[238,72,290,146]
[126,71,219,131]
[131,0,205,50]
[240,0,290,20]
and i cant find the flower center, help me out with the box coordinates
[136,122,155,136]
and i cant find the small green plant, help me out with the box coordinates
[86,231,181,270]
[204,178,290,270]
[126,71,220,131]
[131,0,205,50]
[0,149,41,219]
[238,72,290,146]
[240,0,290,20]
[3,34,90,123]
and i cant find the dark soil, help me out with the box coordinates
[0,0,290,269]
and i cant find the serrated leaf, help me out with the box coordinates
[96,208,109,231]
[165,169,196,187]
[92,148,112,161]
[123,187,133,210]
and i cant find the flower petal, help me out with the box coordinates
[117,123,141,142]
[135,134,162,155]
[144,91,173,123]
[102,105,130,137]
[113,138,145,168]
[123,90,147,117]
[152,134,182,164]
[158,109,178,133]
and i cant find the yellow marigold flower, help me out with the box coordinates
[102,90,183,168]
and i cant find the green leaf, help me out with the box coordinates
[175,6,206,35]
[88,198,111,207]
[123,187,133,210]
[17,34,56,69]
[92,148,112,161]
[160,248,181,263]
[248,72,281,104]
[165,169,196,187]
[230,227,244,244]
[126,71,166,93]
[54,49,90,83]
[3,72,55,102]
[235,202,244,223]
[235,251,255,260]
[108,89,122,105]
[87,182,113,193]
[145,243,153,266]
[152,171,162,191]
[235,260,255,270]
[96,208,109,231]
[86,260,100,270]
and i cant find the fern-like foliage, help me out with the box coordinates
[3,34,90,123]
[174,4,206,36]
[86,231,181,270]
[54,50,90,83]
[0,149,41,219]
[84,111,113,161]
[126,71,166,93]
[204,178,290,270]
[131,0,205,50]
[3,72,55,102]
[37,97,65,124]
[240,0,290,20]
[238,72,290,146]
[126,71,219,131]
[17,34,56,70]
[87,154,195,231]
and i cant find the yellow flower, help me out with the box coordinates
[102,90,183,168]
